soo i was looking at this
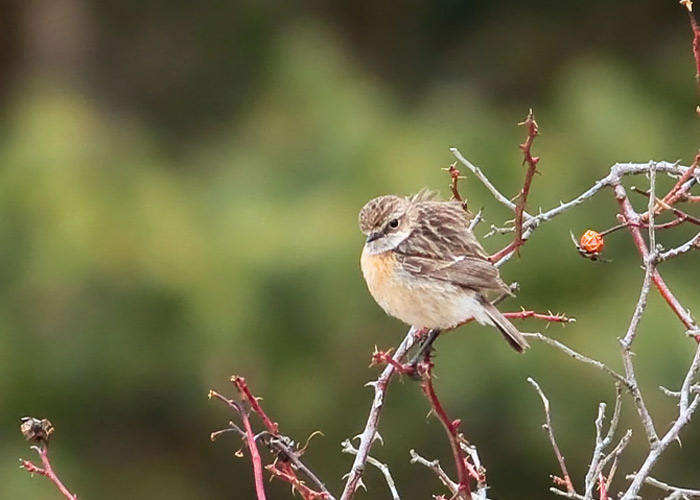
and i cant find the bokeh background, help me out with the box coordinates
[2,1,699,498]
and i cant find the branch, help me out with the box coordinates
[527,378,575,494]
[632,475,700,498]
[409,449,460,498]
[621,393,700,500]
[612,176,699,333]
[19,417,77,500]
[419,370,473,500]
[503,310,575,324]
[450,147,526,215]
[210,390,269,500]
[583,385,625,498]
[657,231,700,262]
[340,328,419,500]
[342,440,401,500]
[524,333,629,387]
[211,381,335,500]
[514,109,540,252]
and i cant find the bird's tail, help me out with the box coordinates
[479,297,529,352]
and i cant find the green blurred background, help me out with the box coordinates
[2,1,699,498]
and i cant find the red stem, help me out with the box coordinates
[684,5,700,97]
[420,372,473,500]
[232,376,279,434]
[613,183,699,333]
[20,447,77,500]
[598,473,609,500]
[268,463,329,500]
[240,410,268,500]
[489,241,518,263]
[514,110,540,253]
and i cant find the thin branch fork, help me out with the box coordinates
[527,378,575,495]
[210,390,270,500]
[210,380,335,500]
[409,449,460,497]
[631,186,700,227]
[20,446,77,500]
[342,440,401,500]
[612,181,699,333]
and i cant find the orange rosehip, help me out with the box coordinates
[580,229,604,254]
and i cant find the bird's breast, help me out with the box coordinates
[360,248,481,329]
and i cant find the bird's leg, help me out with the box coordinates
[407,328,441,376]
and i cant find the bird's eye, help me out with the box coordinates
[388,218,399,229]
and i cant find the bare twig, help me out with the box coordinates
[514,109,540,252]
[657,231,700,262]
[583,385,625,498]
[503,310,575,324]
[19,449,78,500]
[443,163,470,213]
[450,147,528,215]
[459,441,489,500]
[409,449,460,498]
[621,393,700,500]
[524,333,628,387]
[340,329,418,500]
[342,440,401,500]
[419,368,473,500]
[527,378,575,494]
[210,390,269,500]
[632,475,700,498]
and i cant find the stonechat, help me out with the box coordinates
[358,189,529,353]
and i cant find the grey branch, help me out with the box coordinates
[619,243,659,447]
[342,439,401,500]
[629,475,700,498]
[524,333,628,387]
[583,384,629,499]
[450,147,528,216]
[340,328,418,500]
[657,231,700,262]
[528,377,575,495]
[409,449,461,498]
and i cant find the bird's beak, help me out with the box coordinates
[366,232,381,243]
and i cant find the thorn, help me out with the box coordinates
[357,478,367,491]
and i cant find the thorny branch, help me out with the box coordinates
[210,378,334,500]
[527,378,575,494]
[210,146,699,500]
[217,22,699,495]
[419,365,473,500]
[339,330,418,500]
[341,440,401,500]
[514,109,540,254]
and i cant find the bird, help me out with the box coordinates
[358,189,529,356]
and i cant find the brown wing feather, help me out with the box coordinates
[395,199,510,293]
[397,254,510,293]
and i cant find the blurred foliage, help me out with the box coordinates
[1,1,700,499]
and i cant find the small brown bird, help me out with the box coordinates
[358,190,528,353]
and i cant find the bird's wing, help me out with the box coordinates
[396,253,511,293]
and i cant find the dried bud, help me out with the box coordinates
[20,417,54,445]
